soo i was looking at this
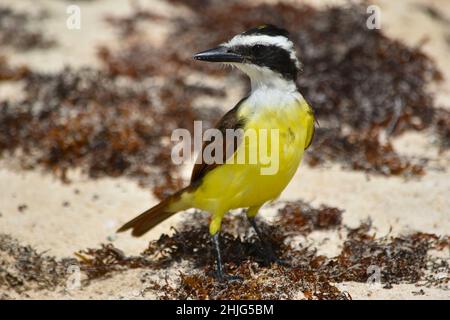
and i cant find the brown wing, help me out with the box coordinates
[304,105,316,150]
[305,122,315,150]
[190,97,248,184]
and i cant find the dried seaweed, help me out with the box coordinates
[3,200,446,299]
[275,200,343,235]
[104,5,165,38]
[153,261,349,300]
[0,1,448,300]
[151,218,447,299]
[75,244,151,281]
[0,234,75,293]
[0,68,221,194]
[334,228,430,284]
[0,56,30,81]
[73,201,449,299]
[98,44,169,79]
[307,127,426,175]
[433,108,450,150]
[0,6,55,50]
[142,221,285,269]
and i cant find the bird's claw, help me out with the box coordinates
[216,272,243,282]
[262,253,291,267]
[271,258,291,267]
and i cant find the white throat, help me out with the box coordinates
[231,63,302,110]
[233,63,297,93]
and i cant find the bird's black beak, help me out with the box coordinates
[193,46,244,63]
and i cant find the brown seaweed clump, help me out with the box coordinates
[433,108,450,150]
[1,202,447,299]
[275,200,343,235]
[73,201,449,300]
[0,7,224,197]
[0,68,221,195]
[0,234,75,294]
[0,56,30,81]
[75,244,151,281]
[0,6,55,50]
[307,127,426,175]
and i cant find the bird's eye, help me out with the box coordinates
[252,44,265,54]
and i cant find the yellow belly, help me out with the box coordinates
[191,98,314,233]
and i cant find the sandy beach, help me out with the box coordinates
[0,0,449,300]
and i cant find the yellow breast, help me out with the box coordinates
[192,96,314,215]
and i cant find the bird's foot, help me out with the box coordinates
[270,257,291,267]
[262,252,291,267]
[216,271,243,283]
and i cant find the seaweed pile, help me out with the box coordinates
[0,63,223,197]
[73,201,449,299]
[0,234,75,296]
[307,126,426,175]
[1,201,447,299]
[0,56,29,81]
[0,5,55,50]
[434,108,450,150]
[0,1,448,301]
[0,7,226,197]
[75,243,152,280]
[0,67,219,191]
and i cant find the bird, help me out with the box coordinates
[117,24,315,281]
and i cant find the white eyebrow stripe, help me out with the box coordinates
[226,34,293,51]
[224,34,301,69]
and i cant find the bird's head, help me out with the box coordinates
[194,24,301,90]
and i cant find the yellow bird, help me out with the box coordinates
[118,25,315,281]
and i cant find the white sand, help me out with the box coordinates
[0,0,449,299]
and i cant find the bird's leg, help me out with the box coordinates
[212,233,225,280]
[247,215,290,266]
[211,233,242,282]
[247,216,277,262]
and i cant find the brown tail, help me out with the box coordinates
[117,188,190,237]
